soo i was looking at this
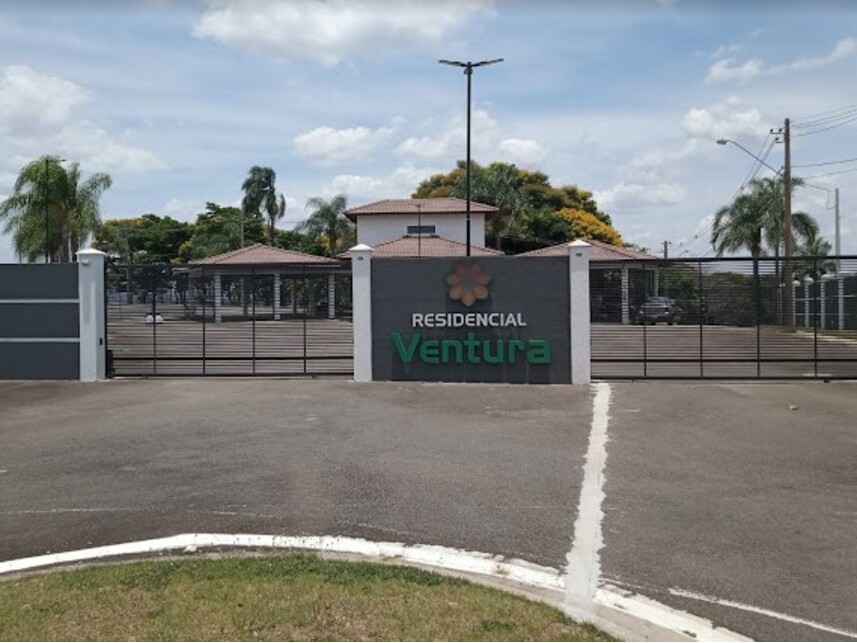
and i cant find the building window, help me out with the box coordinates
[407,225,436,235]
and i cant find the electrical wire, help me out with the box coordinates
[793,113,857,137]
[792,104,857,128]
[801,166,857,180]
[793,155,857,168]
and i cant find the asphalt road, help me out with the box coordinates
[603,382,857,641]
[0,379,589,568]
[1,378,855,640]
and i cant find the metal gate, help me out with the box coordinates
[105,262,353,377]
[591,256,857,380]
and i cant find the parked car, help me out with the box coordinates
[635,296,683,325]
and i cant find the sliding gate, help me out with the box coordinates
[591,256,857,380]
[106,262,353,377]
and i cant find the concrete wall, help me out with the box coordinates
[0,264,80,379]
[356,213,486,247]
[0,250,107,380]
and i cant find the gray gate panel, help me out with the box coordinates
[0,303,80,338]
[0,264,78,299]
[372,257,570,384]
[0,343,79,379]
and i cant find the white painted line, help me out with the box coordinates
[669,587,857,640]
[0,533,564,592]
[597,585,751,642]
[564,381,611,602]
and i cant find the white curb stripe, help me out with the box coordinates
[0,533,564,592]
[669,587,857,640]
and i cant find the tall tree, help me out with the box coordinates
[94,214,192,264]
[241,165,284,245]
[178,202,264,262]
[298,194,353,257]
[0,156,111,262]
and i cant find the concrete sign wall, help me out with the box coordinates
[0,250,107,381]
[370,256,571,384]
[0,264,80,379]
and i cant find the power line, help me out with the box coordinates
[793,155,857,168]
[792,104,857,127]
[793,113,857,137]
[801,166,857,180]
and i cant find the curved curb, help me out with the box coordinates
[0,533,753,642]
[0,533,563,590]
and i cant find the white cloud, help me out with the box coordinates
[193,0,494,66]
[0,65,163,180]
[710,44,743,60]
[0,65,88,134]
[162,198,203,220]
[705,58,763,83]
[58,121,165,174]
[595,182,686,211]
[294,118,401,165]
[706,37,857,84]
[498,138,548,164]
[320,163,438,203]
[682,97,770,141]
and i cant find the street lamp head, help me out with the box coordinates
[716,139,729,145]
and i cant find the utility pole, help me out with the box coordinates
[835,187,841,274]
[782,117,794,326]
[663,240,671,259]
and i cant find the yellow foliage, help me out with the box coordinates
[555,208,623,246]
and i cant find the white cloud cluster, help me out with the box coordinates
[682,97,769,141]
[321,163,439,204]
[193,0,493,66]
[0,65,163,186]
[595,182,686,211]
[294,118,402,165]
[706,36,857,83]
[0,65,88,134]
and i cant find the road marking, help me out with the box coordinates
[562,383,748,641]
[0,533,564,592]
[669,587,857,640]
[564,382,611,602]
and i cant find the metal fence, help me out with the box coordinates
[590,256,857,379]
[106,262,353,377]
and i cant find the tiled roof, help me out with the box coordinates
[517,239,657,262]
[340,235,504,258]
[192,243,338,265]
[344,197,498,221]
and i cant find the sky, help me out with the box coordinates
[1,0,856,262]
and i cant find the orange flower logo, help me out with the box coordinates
[446,261,491,307]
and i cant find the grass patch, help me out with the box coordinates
[0,555,613,641]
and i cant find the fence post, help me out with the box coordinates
[821,274,835,330]
[328,273,336,320]
[350,244,373,382]
[838,273,846,330]
[77,248,107,381]
[803,276,813,328]
[273,274,281,321]
[213,273,222,323]
[620,264,630,325]
[569,241,591,385]
[792,280,800,327]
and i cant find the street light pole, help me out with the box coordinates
[439,58,503,257]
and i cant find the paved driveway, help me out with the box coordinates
[0,379,590,567]
[1,378,855,640]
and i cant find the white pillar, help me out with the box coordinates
[620,264,630,325]
[273,274,281,321]
[328,273,336,320]
[569,241,591,385]
[213,273,222,323]
[77,248,107,381]
[652,267,659,297]
[838,274,846,330]
[803,276,813,328]
[821,274,834,330]
[792,280,800,327]
[350,244,373,382]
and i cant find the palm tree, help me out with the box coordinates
[711,176,819,282]
[795,228,834,280]
[0,156,112,262]
[298,194,353,257]
[241,166,284,245]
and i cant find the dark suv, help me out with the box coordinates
[635,296,683,325]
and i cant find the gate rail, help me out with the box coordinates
[590,255,857,380]
[105,261,353,377]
